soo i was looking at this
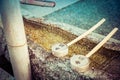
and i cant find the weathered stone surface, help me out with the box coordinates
[0,68,14,80]
[0,27,7,56]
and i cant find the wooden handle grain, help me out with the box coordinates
[67,18,106,46]
[86,28,118,58]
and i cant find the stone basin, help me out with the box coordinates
[24,18,120,80]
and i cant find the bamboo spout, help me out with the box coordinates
[20,0,55,7]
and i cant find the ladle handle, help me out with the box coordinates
[67,18,106,46]
[86,28,118,58]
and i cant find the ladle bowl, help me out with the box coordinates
[70,55,90,72]
[52,43,68,57]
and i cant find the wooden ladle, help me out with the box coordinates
[52,18,105,57]
[70,28,118,72]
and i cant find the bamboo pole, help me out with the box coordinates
[0,0,31,80]
[20,0,55,7]
[86,28,118,58]
[67,18,105,46]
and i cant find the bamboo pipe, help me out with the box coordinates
[67,18,105,46]
[0,0,31,80]
[86,28,118,58]
[20,0,55,7]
